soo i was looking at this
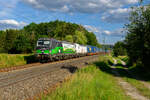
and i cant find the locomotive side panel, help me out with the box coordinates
[62,42,76,54]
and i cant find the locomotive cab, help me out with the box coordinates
[35,38,63,62]
[36,38,51,54]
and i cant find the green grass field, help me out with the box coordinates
[42,56,131,100]
[0,54,36,68]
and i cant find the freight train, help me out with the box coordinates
[35,38,105,62]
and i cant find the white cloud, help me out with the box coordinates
[101,8,131,23]
[23,0,138,13]
[22,0,138,23]
[0,19,27,30]
[83,25,126,44]
[23,0,70,12]
[102,28,126,36]
[84,25,100,33]
[126,0,139,4]
[84,25,126,37]
[103,30,111,35]
[0,0,20,17]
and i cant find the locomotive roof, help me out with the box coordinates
[38,38,51,41]
[38,38,60,42]
[38,38,88,47]
[61,40,74,44]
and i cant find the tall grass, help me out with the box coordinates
[0,54,34,68]
[118,56,129,64]
[42,56,131,100]
[107,56,114,65]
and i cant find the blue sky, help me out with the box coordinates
[0,0,149,44]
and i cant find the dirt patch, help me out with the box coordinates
[120,60,150,91]
[111,59,149,100]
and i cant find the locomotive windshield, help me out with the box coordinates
[37,40,50,46]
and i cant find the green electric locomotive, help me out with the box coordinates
[35,38,77,62]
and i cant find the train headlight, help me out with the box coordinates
[42,50,44,54]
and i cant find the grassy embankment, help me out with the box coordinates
[0,54,36,68]
[118,56,129,63]
[42,56,132,100]
[115,56,150,99]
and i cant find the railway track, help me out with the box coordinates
[0,55,96,73]
[0,55,100,100]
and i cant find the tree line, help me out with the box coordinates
[0,20,100,54]
[113,5,150,70]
